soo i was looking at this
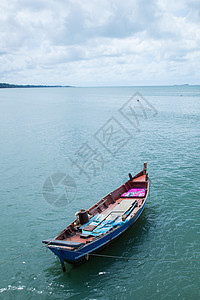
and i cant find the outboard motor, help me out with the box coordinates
[75,209,89,225]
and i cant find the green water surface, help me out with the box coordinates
[0,86,200,299]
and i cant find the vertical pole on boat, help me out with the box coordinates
[60,258,66,272]
[61,262,66,272]
[143,162,147,173]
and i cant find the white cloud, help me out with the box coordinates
[0,0,199,85]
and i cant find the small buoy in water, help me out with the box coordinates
[137,99,139,102]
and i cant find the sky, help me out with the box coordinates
[0,0,199,86]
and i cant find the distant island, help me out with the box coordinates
[0,83,71,88]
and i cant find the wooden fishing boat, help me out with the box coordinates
[43,162,149,271]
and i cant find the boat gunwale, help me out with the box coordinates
[46,179,149,263]
[43,163,149,265]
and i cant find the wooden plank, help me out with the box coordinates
[133,174,146,181]
[111,199,136,213]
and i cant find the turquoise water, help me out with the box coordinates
[0,86,200,299]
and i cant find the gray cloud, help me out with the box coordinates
[0,0,199,85]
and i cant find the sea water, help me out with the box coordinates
[0,85,200,299]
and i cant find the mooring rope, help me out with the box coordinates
[152,178,200,197]
[0,240,55,266]
[0,246,45,265]
[1,245,200,266]
[87,252,200,262]
[1,178,199,266]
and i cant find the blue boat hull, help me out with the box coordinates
[48,195,148,265]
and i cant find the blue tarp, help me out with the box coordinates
[81,214,128,236]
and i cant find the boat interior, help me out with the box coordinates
[43,168,149,250]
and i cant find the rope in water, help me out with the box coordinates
[0,246,45,265]
[1,179,199,265]
[87,252,200,262]
[152,178,200,197]
[0,240,54,266]
[1,245,200,265]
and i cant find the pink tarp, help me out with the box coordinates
[121,188,145,198]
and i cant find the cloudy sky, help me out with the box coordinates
[0,0,199,86]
